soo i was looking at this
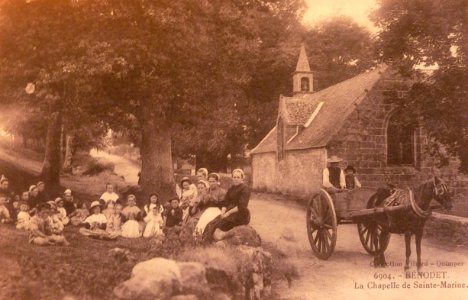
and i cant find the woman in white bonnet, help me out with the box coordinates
[63,188,77,216]
[203,169,251,242]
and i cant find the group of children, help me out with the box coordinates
[0,178,73,246]
[0,179,170,245]
[79,191,166,240]
[0,167,244,246]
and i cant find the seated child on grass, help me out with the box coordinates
[143,193,160,216]
[47,201,65,234]
[106,202,124,236]
[82,201,107,230]
[29,203,70,246]
[69,202,90,226]
[79,201,117,240]
[143,203,164,238]
[121,194,143,238]
[55,197,70,225]
[16,202,31,230]
[0,193,12,224]
[12,195,20,216]
[162,197,183,234]
[102,201,115,221]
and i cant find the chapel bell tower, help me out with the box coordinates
[293,44,314,95]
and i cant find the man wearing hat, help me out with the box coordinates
[322,155,346,193]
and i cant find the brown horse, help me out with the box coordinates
[367,177,452,272]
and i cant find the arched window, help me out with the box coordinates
[387,114,415,165]
[301,77,310,92]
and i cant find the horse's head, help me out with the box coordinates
[432,177,452,211]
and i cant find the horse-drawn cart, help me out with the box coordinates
[306,188,405,260]
[306,178,452,271]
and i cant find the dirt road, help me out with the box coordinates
[2,150,466,300]
[249,194,468,300]
[85,152,468,300]
[90,149,140,186]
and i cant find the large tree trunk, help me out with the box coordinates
[139,116,176,204]
[40,112,62,188]
[62,134,74,173]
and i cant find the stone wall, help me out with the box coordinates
[439,162,468,217]
[327,74,467,217]
[251,152,278,192]
[251,148,326,199]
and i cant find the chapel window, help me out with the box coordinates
[301,77,310,92]
[387,114,415,165]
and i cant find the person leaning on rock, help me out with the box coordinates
[203,169,251,242]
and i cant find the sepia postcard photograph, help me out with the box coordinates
[0,0,466,299]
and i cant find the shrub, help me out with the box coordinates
[82,159,115,176]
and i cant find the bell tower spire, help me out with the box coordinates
[293,44,314,95]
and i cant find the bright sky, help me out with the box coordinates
[302,0,378,31]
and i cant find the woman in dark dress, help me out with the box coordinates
[203,169,251,242]
[28,185,40,209]
[36,181,47,204]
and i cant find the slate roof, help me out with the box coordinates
[280,96,321,126]
[251,65,388,154]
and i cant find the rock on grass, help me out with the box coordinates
[114,258,182,300]
[221,225,262,247]
[114,258,210,300]
[177,262,209,296]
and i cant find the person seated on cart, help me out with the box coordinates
[344,165,362,190]
[322,155,346,193]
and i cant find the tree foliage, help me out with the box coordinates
[0,0,310,195]
[304,15,377,90]
[372,0,468,172]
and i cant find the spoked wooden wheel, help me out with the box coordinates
[306,189,337,260]
[357,220,391,255]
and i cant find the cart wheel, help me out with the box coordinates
[306,189,337,260]
[357,220,390,255]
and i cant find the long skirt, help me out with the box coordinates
[195,207,222,236]
[71,216,85,226]
[143,220,164,238]
[16,220,31,230]
[79,228,118,240]
[202,209,250,243]
[121,220,141,238]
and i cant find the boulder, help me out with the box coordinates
[203,245,272,298]
[114,258,182,300]
[221,225,261,247]
[235,246,272,299]
[177,262,209,295]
